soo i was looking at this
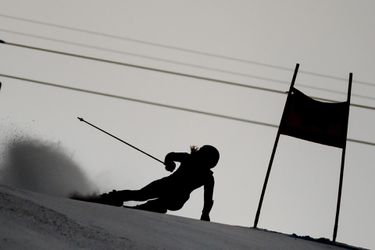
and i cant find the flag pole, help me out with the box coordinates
[253,63,300,228]
[332,72,352,242]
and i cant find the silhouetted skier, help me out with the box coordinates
[100,145,220,221]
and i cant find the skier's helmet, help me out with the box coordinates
[198,145,220,169]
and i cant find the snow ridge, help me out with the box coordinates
[0,185,366,250]
[0,190,131,249]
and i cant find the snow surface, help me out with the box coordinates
[0,185,365,250]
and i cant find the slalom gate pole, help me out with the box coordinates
[77,117,165,165]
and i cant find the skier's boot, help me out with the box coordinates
[70,190,124,207]
[97,190,124,206]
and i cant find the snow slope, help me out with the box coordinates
[0,185,365,249]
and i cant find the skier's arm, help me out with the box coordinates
[200,175,214,221]
[164,152,189,172]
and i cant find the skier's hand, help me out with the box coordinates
[165,161,176,172]
[200,200,213,221]
[164,152,176,172]
[200,212,210,221]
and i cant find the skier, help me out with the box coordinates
[99,145,220,221]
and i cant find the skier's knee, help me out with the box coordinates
[134,199,167,213]
[166,200,185,211]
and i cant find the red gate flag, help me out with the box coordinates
[279,87,350,148]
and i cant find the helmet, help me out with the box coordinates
[198,145,220,168]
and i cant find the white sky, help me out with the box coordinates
[0,0,374,249]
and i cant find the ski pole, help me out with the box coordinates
[77,117,164,165]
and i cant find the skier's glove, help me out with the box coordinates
[200,200,214,221]
[200,213,210,221]
[164,161,176,172]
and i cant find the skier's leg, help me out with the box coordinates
[127,194,189,213]
[104,177,169,202]
[126,198,168,213]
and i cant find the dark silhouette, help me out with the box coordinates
[76,145,220,221]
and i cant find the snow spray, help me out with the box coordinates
[0,136,97,196]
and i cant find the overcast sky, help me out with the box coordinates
[0,0,375,249]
